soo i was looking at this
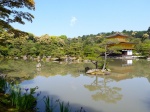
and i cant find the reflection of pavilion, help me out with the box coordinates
[122,59,133,66]
[108,59,134,82]
[108,59,150,82]
[110,59,133,69]
[84,75,122,103]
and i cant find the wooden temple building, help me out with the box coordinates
[106,33,135,57]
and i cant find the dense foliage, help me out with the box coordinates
[1,27,150,69]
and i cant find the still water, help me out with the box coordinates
[1,59,150,112]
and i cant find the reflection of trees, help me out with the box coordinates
[132,60,150,76]
[0,59,95,78]
[37,62,94,77]
[0,60,36,78]
[132,60,150,83]
[84,75,122,103]
[2,59,150,83]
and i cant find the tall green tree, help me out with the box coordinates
[147,27,150,39]
[100,39,121,70]
[84,44,104,69]
[51,47,65,60]
[140,40,150,57]
[0,28,13,57]
[65,38,83,57]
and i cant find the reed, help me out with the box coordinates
[58,101,71,112]
[44,97,72,112]
[44,96,56,112]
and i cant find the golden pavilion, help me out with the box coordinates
[106,33,135,56]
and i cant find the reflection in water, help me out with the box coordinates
[84,75,122,103]
[1,59,150,112]
[127,59,132,65]
[110,59,150,82]
[122,59,133,66]
[2,59,148,80]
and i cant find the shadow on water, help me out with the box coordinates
[143,100,150,111]
[36,91,102,112]
[142,92,150,112]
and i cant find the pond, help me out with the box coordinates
[1,59,150,112]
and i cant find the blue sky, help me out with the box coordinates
[11,0,150,38]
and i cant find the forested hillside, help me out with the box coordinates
[1,27,150,59]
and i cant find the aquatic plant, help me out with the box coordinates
[43,97,86,112]
[75,107,86,112]
[9,86,38,111]
[44,96,72,112]
[0,76,8,93]
[0,78,7,93]
[44,96,57,112]
[0,77,40,111]
[58,101,71,112]
[0,77,86,112]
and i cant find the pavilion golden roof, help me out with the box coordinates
[106,32,128,38]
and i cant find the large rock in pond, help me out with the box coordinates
[86,69,110,75]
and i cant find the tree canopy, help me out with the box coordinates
[0,0,35,34]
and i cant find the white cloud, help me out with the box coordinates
[70,16,77,27]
